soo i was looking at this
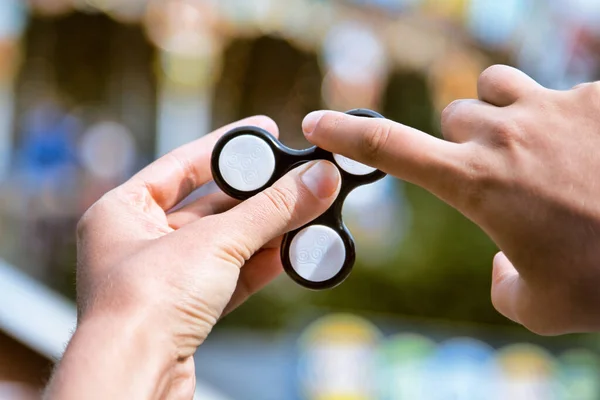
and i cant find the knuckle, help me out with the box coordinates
[440,100,458,126]
[572,82,591,91]
[490,289,504,316]
[362,121,392,163]
[522,322,557,337]
[478,64,509,89]
[490,293,513,327]
[577,81,600,100]
[261,186,297,224]
[165,151,197,194]
[76,212,90,240]
[571,81,600,116]
[488,118,523,148]
[76,196,110,239]
[454,147,495,212]
[584,80,600,92]
[441,100,468,136]
[463,150,491,183]
[478,65,521,101]
[517,305,561,336]
[491,298,540,334]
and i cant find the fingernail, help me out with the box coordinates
[302,111,326,135]
[300,161,341,199]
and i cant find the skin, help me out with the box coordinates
[45,116,342,400]
[302,65,600,337]
[45,64,600,398]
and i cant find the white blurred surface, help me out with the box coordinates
[0,260,231,400]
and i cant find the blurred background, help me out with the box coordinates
[1,0,600,399]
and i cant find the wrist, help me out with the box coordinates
[46,309,178,400]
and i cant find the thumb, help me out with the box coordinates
[491,252,524,325]
[213,160,342,257]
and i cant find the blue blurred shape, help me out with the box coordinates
[467,0,531,47]
[0,0,27,39]
[428,337,498,400]
[344,0,421,12]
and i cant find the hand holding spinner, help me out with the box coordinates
[211,109,386,290]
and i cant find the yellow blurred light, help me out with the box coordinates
[496,343,557,378]
[428,48,487,113]
[159,49,223,90]
[145,0,219,57]
[421,0,471,22]
[299,314,382,345]
[298,314,381,400]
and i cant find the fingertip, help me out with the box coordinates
[299,160,341,200]
[302,110,327,136]
[220,159,342,256]
[302,110,351,137]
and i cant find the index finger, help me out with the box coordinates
[302,110,469,194]
[124,116,279,211]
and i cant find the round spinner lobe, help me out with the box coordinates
[333,154,377,176]
[218,134,276,192]
[289,225,347,283]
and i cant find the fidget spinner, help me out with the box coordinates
[211,109,386,290]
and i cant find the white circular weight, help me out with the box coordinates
[218,135,276,192]
[333,154,377,176]
[289,225,346,283]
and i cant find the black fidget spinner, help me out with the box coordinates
[211,109,387,290]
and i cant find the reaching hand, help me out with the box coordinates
[303,65,600,336]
